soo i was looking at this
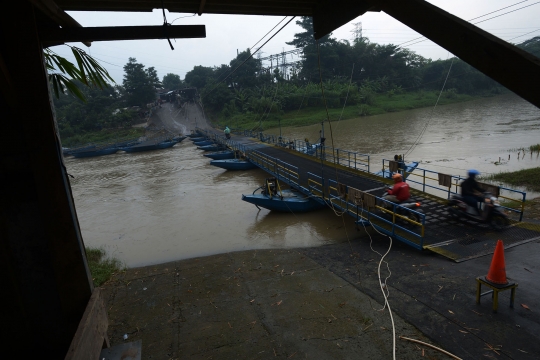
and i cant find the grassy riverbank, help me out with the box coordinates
[62,128,145,148]
[484,167,540,193]
[86,247,124,287]
[215,90,482,130]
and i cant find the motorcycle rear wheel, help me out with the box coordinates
[490,214,508,231]
[448,204,462,219]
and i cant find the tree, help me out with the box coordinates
[145,66,161,88]
[162,73,182,90]
[122,57,156,107]
[185,65,215,89]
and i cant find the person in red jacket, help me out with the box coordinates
[385,173,410,203]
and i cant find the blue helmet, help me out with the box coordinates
[468,169,480,177]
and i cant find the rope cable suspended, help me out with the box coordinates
[404,55,454,158]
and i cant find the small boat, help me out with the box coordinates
[190,137,206,142]
[72,147,118,158]
[203,150,235,160]
[242,178,326,213]
[120,140,176,153]
[197,144,223,152]
[193,140,213,146]
[210,159,257,170]
[173,135,187,143]
[154,140,178,150]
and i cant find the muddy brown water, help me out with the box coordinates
[66,94,540,267]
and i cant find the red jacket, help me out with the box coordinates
[388,181,410,201]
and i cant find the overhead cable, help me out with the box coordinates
[202,16,296,98]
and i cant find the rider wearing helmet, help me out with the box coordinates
[461,169,485,212]
[385,173,410,203]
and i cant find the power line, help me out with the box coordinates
[468,0,529,21]
[397,0,540,48]
[507,28,540,41]
[202,16,290,93]
[202,16,296,98]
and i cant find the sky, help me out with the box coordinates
[52,0,540,84]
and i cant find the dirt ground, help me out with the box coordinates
[102,249,452,359]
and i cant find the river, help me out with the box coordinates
[66,94,540,267]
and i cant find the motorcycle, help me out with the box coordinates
[225,133,231,139]
[447,192,508,230]
[380,186,423,224]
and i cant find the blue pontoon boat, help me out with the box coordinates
[72,147,118,158]
[242,178,326,212]
[198,144,223,151]
[210,159,257,170]
[203,150,235,160]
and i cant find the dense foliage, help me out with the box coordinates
[188,20,538,125]
[53,18,539,142]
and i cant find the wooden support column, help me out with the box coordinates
[374,0,540,108]
[0,1,93,357]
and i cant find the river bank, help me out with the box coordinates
[100,233,540,359]
[214,90,493,131]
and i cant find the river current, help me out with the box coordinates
[66,94,540,267]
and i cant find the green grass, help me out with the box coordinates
[530,144,540,152]
[62,128,145,147]
[483,167,540,192]
[85,247,124,287]
[215,90,477,130]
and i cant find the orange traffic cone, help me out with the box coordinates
[486,240,508,285]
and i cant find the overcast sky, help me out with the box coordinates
[53,0,540,84]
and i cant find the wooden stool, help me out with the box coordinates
[476,277,518,313]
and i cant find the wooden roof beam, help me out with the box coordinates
[313,0,378,40]
[40,24,206,45]
[30,0,92,47]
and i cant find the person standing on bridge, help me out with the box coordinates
[224,126,231,139]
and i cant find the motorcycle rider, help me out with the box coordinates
[461,169,485,213]
[385,173,410,203]
[224,125,231,139]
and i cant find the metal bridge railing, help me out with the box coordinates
[247,150,300,187]
[327,178,425,249]
[382,159,527,222]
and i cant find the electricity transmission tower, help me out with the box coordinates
[351,22,363,42]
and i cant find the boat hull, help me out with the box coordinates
[193,140,213,146]
[198,145,223,151]
[190,137,206,142]
[121,141,176,153]
[72,147,118,158]
[210,159,257,170]
[173,136,187,143]
[203,150,235,160]
[241,190,325,213]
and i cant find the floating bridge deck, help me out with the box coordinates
[198,129,540,262]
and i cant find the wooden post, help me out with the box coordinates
[0,2,93,357]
